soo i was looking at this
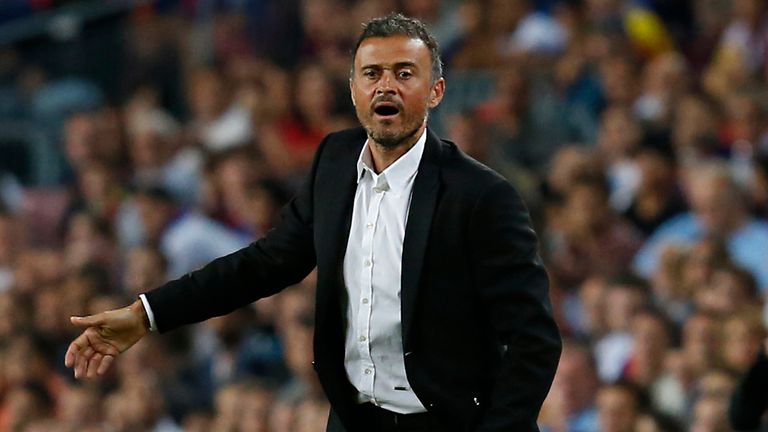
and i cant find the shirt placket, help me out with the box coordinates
[357,174,386,403]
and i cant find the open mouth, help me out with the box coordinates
[373,103,401,118]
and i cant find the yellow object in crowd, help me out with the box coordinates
[625,6,675,57]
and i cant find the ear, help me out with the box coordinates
[428,78,445,109]
[349,79,356,107]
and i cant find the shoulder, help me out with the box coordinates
[649,212,698,238]
[741,219,768,239]
[435,136,519,204]
[166,212,248,245]
[297,127,366,186]
[438,138,502,181]
[316,127,367,159]
[746,218,768,231]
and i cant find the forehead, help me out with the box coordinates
[354,35,431,68]
[633,313,664,330]
[689,177,729,203]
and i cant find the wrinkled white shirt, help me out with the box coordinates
[342,130,427,414]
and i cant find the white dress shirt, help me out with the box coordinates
[141,130,428,413]
[342,130,427,414]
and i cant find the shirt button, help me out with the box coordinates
[365,368,372,375]
[359,335,366,342]
[364,259,371,267]
[362,298,369,304]
[366,223,374,229]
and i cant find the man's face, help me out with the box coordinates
[597,387,637,432]
[631,314,669,360]
[555,350,598,415]
[136,196,172,243]
[689,178,735,235]
[350,35,444,148]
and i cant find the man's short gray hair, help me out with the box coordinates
[352,13,443,83]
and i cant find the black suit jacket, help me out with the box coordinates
[730,351,768,431]
[145,127,561,431]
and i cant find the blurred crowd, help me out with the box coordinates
[1,0,768,431]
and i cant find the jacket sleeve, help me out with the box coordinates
[468,180,562,432]
[143,138,327,333]
[730,351,768,431]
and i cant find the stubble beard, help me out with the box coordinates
[360,112,427,150]
[367,124,422,149]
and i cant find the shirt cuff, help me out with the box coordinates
[138,294,158,332]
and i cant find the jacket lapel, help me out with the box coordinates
[314,134,364,335]
[400,129,442,350]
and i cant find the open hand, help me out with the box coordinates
[64,300,149,379]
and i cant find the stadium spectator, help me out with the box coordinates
[2,1,768,430]
[634,161,768,291]
[596,381,643,432]
[539,342,600,432]
[126,185,250,278]
[546,175,643,289]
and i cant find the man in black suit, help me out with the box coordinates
[65,13,561,432]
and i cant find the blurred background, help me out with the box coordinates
[0,0,767,431]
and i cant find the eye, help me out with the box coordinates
[363,69,378,79]
[398,70,413,79]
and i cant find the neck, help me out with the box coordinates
[369,124,425,173]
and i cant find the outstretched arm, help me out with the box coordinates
[142,135,324,333]
[64,299,150,379]
[64,135,331,378]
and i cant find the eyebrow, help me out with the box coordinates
[361,61,419,70]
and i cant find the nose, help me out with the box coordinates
[376,71,396,95]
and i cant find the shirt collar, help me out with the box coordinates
[355,128,427,194]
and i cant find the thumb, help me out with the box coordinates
[70,313,106,328]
